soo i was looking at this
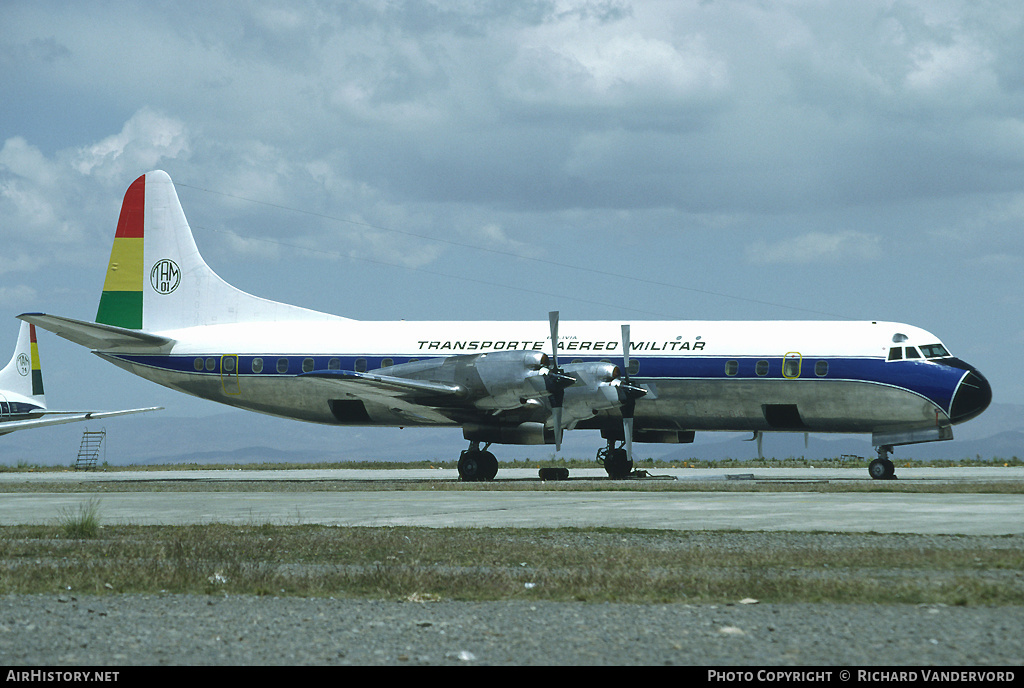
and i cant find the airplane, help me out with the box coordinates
[0,319,160,435]
[20,170,992,480]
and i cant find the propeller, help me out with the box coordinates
[621,325,636,464]
[745,431,764,458]
[546,311,575,450]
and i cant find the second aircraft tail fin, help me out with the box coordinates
[0,321,46,409]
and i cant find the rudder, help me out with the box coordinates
[96,175,146,328]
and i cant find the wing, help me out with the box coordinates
[300,369,466,398]
[0,407,162,436]
[298,348,647,430]
[298,369,465,424]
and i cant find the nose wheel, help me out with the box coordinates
[597,441,633,479]
[868,445,896,480]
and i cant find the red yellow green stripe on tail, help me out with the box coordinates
[96,174,145,329]
[28,324,43,396]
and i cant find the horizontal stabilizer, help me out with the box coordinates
[18,313,174,351]
[299,369,466,399]
[0,406,162,435]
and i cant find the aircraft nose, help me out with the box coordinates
[949,362,992,424]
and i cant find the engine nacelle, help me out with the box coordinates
[461,350,551,410]
[463,421,552,445]
[560,361,627,419]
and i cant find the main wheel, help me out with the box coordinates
[458,449,498,481]
[458,450,483,481]
[603,448,633,479]
[479,450,499,481]
[868,457,895,480]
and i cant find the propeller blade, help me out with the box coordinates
[621,324,631,382]
[548,311,560,371]
[623,416,634,467]
[620,323,634,465]
[548,311,563,450]
[553,406,563,451]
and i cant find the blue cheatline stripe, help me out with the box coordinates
[104,353,965,412]
[0,402,45,416]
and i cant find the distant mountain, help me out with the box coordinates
[1,403,1020,467]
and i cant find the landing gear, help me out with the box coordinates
[598,440,633,479]
[458,442,498,481]
[869,445,896,480]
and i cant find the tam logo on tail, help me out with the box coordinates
[150,259,180,294]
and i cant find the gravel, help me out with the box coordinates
[1,594,1021,666]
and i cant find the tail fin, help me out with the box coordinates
[0,321,46,409]
[96,170,348,332]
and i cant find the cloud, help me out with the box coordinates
[73,108,191,181]
[745,231,881,265]
[505,28,728,115]
[0,108,192,262]
[0,285,38,308]
[0,137,82,244]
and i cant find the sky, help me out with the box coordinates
[1,0,1023,428]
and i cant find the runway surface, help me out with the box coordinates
[1,466,1021,535]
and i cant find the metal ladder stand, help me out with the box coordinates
[74,428,106,471]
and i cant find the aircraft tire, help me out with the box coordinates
[868,458,895,480]
[604,449,633,479]
[458,450,482,481]
[480,451,499,480]
[459,450,498,481]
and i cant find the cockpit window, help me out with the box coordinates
[920,344,950,358]
[904,347,921,359]
[887,347,903,361]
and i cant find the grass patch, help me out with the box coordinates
[2,455,1022,473]
[0,525,1020,605]
[56,498,103,539]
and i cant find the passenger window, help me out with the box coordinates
[888,347,903,361]
[783,353,801,379]
[815,360,829,377]
[302,357,315,373]
[194,358,204,372]
[223,357,235,373]
[205,357,216,372]
[756,360,769,376]
[277,357,289,373]
[328,358,341,370]
[725,360,739,376]
[381,358,394,368]
[904,347,921,359]
[628,359,640,375]
[252,357,264,373]
[355,358,367,373]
